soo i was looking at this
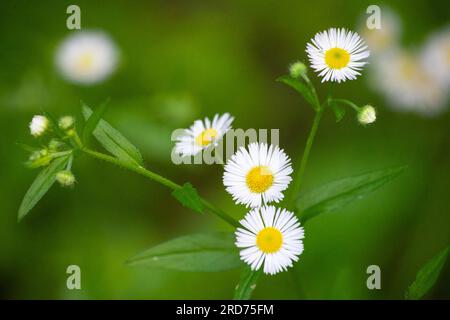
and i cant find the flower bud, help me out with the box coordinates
[289,61,307,78]
[58,116,75,130]
[56,170,76,187]
[48,139,64,151]
[29,115,49,137]
[28,150,42,162]
[27,149,51,168]
[66,129,77,138]
[358,105,376,125]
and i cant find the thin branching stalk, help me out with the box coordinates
[83,148,240,228]
[328,98,360,112]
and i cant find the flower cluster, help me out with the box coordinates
[171,27,375,275]
[26,115,77,187]
[22,27,374,281]
[175,114,304,275]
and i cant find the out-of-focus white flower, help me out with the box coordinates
[235,205,304,275]
[358,105,377,125]
[174,113,234,157]
[306,28,370,83]
[371,49,448,116]
[56,31,119,85]
[223,142,292,208]
[360,8,401,54]
[29,115,49,137]
[421,26,450,86]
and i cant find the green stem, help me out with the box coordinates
[287,109,323,209]
[329,98,360,112]
[82,148,239,228]
[301,74,320,111]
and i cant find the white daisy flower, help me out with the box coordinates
[371,49,448,116]
[223,142,292,208]
[306,28,370,83]
[56,31,119,85]
[174,113,234,156]
[421,26,450,86]
[235,205,304,275]
[29,115,49,137]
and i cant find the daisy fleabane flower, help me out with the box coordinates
[56,31,119,85]
[306,28,370,83]
[29,115,49,137]
[175,113,234,156]
[223,142,292,208]
[235,205,304,275]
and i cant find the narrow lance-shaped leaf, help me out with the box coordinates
[18,155,70,221]
[82,104,144,166]
[171,183,204,214]
[126,233,242,272]
[82,98,110,145]
[233,267,262,300]
[297,166,406,223]
[277,75,317,109]
[405,245,449,300]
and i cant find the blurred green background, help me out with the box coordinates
[1,0,449,299]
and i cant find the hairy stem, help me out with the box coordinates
[83,148,239,228]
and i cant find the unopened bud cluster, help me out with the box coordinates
[26,114,78,188]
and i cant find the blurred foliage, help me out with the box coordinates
[0,0,449,299]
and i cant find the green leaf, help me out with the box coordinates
[297,166,406,223]
[405,246,449,300]
[330,102,346,123]
[82,99,110,145]
[18,155,70,221]
[82,104,144,166]
[126,232,242,272]
[233,267,262,300]
[171,183,204,214]
[277,75,316,108]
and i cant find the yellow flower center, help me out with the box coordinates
[77,52,94,72]
[325,48,350,69]
[399,57,422,79]
[195,128,218,146]
[246,166,274,193]
[256,227,283,253]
